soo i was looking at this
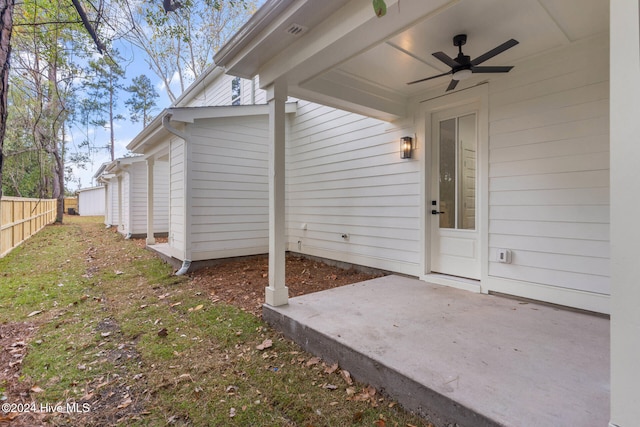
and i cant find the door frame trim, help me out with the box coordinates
[417,84,489,292]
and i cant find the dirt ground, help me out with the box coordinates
[189,253,385,317]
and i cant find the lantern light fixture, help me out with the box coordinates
[401,136,413,159]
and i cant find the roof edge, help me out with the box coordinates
[214,0,295,71]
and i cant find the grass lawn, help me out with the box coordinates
[0,216,435,426]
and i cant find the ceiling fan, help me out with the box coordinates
[408,34,518,91]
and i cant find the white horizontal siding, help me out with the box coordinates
[153,161,170,233]
[182,74,265,108]
[105,179,118,226]
[130,163,147,235]
[288,101,420,275]
[188,115,269,259]
[119,173,130,235]
[170,139,185,257]
[487,34,610,296]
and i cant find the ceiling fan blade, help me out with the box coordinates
[432,51,458,68]
[407,71,452,85]
[471,39,519,66]
[446,79,459,91]
[471,66,514,73]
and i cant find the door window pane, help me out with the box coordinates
[438,114,476,230]
[439,118,456,229]
[458,114,476,230]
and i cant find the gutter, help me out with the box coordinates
[162,114,188,140]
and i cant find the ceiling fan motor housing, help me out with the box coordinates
[453,34,467,47]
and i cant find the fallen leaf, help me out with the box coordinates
[374,419,386,427]
[115,270,124,275]
[27,310,42,318]
[177,374,193,382]
[0,413,20,422]
[229,407,236,418]
[324,363,339,374]
[256,339,272,350]
[366,385,376,397]
[117,398,132,409]
[188,304,204,312]
[306,357,321,367]
[323,384,337,390]
[170,302,182,307]
[30,385,44,393]
[101,332,111,337]
[157,328,168,337]
[340,369,353,385]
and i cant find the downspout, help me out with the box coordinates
[162,114,188,140]
[162,113,191,276]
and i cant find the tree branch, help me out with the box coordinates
[70,0,106,54]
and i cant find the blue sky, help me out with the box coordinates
[68,40,173,191]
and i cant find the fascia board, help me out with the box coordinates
[126,110,169,153]
[168,102,298,123]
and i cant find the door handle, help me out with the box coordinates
[431,210,445,215]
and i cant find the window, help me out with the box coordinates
[438,113,477,230]
[231,77,241,105]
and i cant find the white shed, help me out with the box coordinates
[77,186,106,216]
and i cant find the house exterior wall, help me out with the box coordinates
[78,186,105,216]
[106,177,119,227]
[188,114,270,261]
[105,160,171,238]
[182,74,266,108]
[153,160,170,233]
[129,163,147,235]
[169,137,186,259]
[287,101,420,274]
[119,172,131,235]
[484,34,609,311]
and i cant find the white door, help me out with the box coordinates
[430,106,480,279]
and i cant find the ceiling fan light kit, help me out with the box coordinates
[408,34,519,91]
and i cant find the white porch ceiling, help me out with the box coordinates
[216,0,609,120]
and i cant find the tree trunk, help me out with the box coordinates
[52,148,64,222]
[0,0,14,199]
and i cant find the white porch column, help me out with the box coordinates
[117,175,123,230]
[610,1,640,426]
[146,157,156,245]
[265,80,289,306]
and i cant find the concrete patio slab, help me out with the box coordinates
[263,275,609,427]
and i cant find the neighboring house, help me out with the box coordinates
[127,72,296,273]
[77,186,106,216]
[96,157,169,239]
[122,0,640,423]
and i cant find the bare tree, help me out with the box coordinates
[110,0,256,102]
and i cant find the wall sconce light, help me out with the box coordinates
[400,136,413,159]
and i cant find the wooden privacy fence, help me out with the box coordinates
[0,197,57,258]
